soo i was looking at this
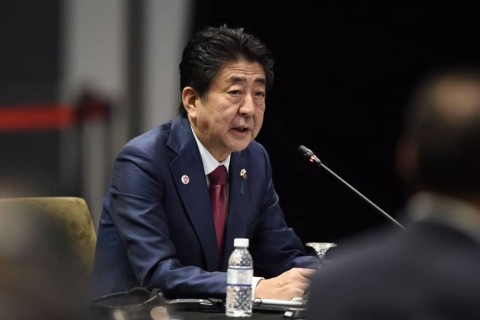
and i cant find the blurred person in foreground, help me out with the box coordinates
[90,25,319,301]
[306,67,480,319]
[0,203,96,320]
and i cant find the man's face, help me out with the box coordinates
[186,60,267,161]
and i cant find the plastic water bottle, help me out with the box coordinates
[226,238,253,317]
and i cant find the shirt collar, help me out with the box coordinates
[408,191,480,245]
[191,126,231,176]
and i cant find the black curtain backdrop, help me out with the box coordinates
[192,1,480,244]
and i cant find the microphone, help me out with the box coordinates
[298,145,405,230]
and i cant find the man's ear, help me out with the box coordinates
[181,87,199,119]
[395,135,418,191]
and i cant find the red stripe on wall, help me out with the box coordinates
[0,104,76,132]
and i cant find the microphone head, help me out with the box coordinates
[298,145,314,158]
[298,145,322,165]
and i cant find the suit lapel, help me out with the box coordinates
[222,151,251,270]
[169,118,219,271]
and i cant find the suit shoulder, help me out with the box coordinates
[243,140,269,158]
[124,120,173,151]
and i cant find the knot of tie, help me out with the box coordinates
[208,165,227,185]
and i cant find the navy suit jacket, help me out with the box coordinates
[306,219,480,319]
[90,116,318,299]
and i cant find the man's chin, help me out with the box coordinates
[229,140,252,153]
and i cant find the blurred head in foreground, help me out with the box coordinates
[396,66,480,198]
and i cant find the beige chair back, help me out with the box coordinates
[0,196,97,277]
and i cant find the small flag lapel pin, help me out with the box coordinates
[240,169,247,194]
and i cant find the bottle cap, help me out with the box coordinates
[234,238,249,248]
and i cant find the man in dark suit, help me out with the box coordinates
[306,67,480,319]
[90,25,319,300]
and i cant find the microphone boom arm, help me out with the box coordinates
[298,145,405,230]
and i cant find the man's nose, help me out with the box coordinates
[239,95,255,116]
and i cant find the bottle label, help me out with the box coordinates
[227,267,253,285]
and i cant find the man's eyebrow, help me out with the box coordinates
[227,75,266,86]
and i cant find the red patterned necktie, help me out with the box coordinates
[208,165,227,252]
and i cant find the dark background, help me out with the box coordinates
[0,1,66,195]
[2,1,479,245]
[191,1,480,243]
